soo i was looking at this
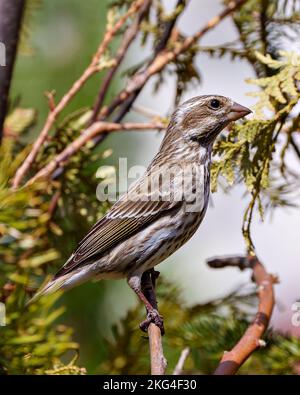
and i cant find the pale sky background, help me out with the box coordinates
[98,0,300,337]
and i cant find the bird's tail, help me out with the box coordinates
[26,266,94,306]
[26,274,71,306]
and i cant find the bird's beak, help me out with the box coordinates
[227,102,252,122]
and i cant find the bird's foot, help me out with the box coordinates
[139,308,165,335]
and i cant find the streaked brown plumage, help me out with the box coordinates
[31,95,251,330]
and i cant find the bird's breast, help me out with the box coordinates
[134,162,211,270]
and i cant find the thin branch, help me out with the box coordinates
[26,121,164,186]
[290,136,300,160]
[259,0,268,56]
[11,0,145,189]
[173,347,190,375]
[271,16,300,24]
[141,270,167,375]
[47,189,61,218]
[132,104,161,119]
[44,90,56,112]
[89,0,151,125]
[152,0,186,56]
[207,255,276,375]
[0,0,25,144]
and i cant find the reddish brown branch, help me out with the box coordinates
[207,255,276,375]
[11,0,145,189]
[48,189,61,218]
[26,121,164,185]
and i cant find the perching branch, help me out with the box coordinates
[148,324,167,375]
[11,0,145,189]
[207,255,276,375]
[0,0,25,144]
[141,270,167,375]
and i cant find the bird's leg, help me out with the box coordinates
[140,269,164,334]
[140,270,165,335]
[142,269,159,312]
[149,268,160,291]
[127,271,164,335]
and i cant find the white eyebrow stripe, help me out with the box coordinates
[181,99,202,111]
[174,99,203,123]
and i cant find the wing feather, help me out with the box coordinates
[54,169,180,279]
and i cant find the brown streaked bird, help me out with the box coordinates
[31,95,251,331]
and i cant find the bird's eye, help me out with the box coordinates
[210,99,221,109]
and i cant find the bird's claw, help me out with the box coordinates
[139,309,165,335]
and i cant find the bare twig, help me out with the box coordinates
[89,0,151,125]
[152,0,186,56]
[44,90,56,112]
[207,255,276,375]
[26,121,164,185]
[132,104,161,119]
[290,136,300,160]
[12,0,145,189]
[173,347,190,375]
[0,0,25,144]
[141,270,167,375]
[48,189,61,218]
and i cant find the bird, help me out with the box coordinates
[31,95,251,331]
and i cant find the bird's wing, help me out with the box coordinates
[54,168,181,278]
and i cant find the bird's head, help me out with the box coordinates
[172,95,251,145]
